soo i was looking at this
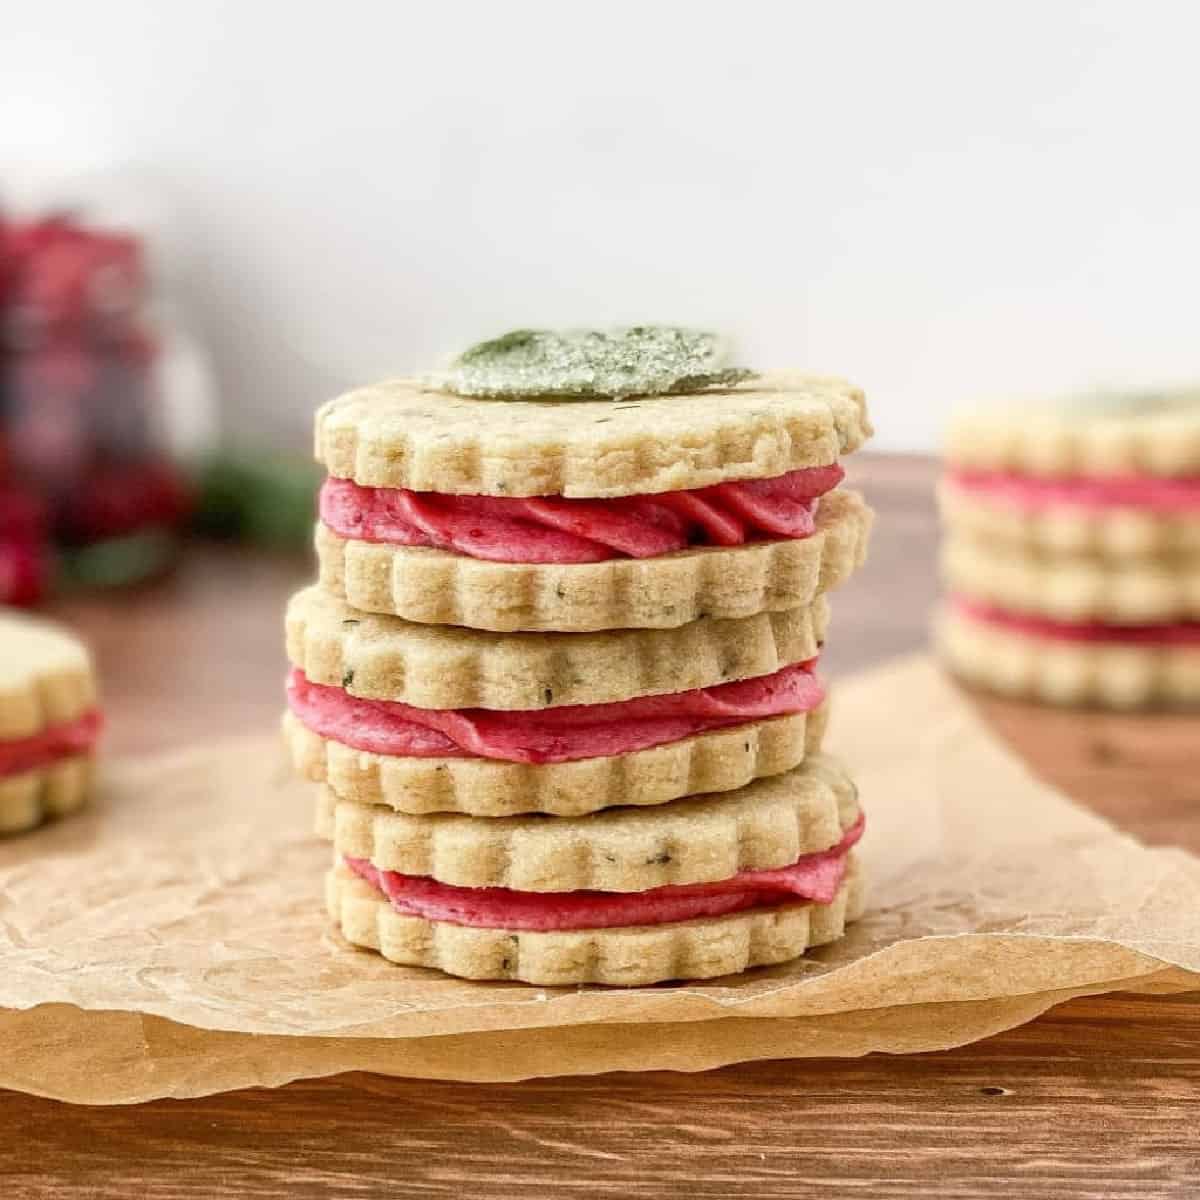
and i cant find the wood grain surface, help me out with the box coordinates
[2,453,1197,1198]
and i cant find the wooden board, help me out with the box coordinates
[2,453,1197,1198]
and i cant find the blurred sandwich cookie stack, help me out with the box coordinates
[284,329,874,984]
[939,390,1200,708]
[0,612,101,835]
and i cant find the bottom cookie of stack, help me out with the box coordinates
[321,753,866,986]
[938,599,1200,709]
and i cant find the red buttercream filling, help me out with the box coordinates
[956,597,1200,646]
[948,468,1200,515]
[0,710,103,777]
[344,812,864,932]
[288,662,824,764]
[319,464,845,564]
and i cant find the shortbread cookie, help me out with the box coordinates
[316,487,872,632]
[320,751,858,890]
[286,584,828,710]
[326,854,865,986]
[293,699,828,819]
[316,371,872,499]
[943,535,1200,624]
[0,612,101,834]
[939,478,1200,560]
[939,603,1200,709]
[946,388,1200,478]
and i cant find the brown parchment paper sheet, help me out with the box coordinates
[1,655,1197,1103]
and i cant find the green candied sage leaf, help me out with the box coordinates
[430,327,755,399]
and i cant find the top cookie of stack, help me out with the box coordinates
[939,389,1200,708]
[314,347,872,633]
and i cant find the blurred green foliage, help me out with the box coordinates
[192,454,322,551]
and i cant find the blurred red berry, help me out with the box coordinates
[62,459,191,541]
[0,484,48,542]
[0,537,50,606]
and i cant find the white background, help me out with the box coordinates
[2,1,1198,451]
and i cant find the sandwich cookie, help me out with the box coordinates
[0,611,101,834]
[314,351,872,631]
[286,585,831,815]
[943,388,1200,559]
[325,753,866,985]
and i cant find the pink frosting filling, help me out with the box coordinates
[956,597,1200,645]
[345,812,864,932]
[319,464,845,564]
[0,709,102,777]
[948,468,1200,515]
[288,662,824,764]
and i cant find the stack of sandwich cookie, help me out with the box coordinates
[0,611,101,834]
[284,328,875,984]
[939,390,1200,708]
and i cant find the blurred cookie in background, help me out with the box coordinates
[0,610,101,834]
[938,389,1200,709]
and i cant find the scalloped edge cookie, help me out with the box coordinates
[294,700,828,819]
[945,391,1200,479]
[316,489,872,632]
[286,585,830,710]
[315,371,872,498]
[0,611,97,740]
[319,753,858,892]
[937,606,1200,709]
[0,756,94,836]
[325,853,865,985]
[942,536,1200,623]
[938,480,1200,561]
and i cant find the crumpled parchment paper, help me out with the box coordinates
[1,655,1196,1103]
